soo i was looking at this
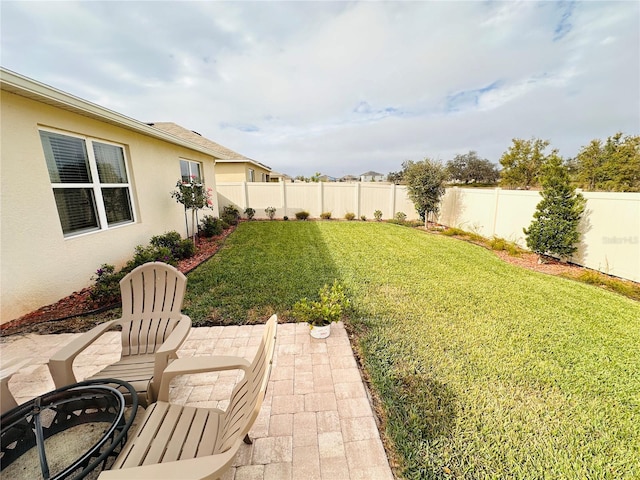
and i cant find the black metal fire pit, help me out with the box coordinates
[1,379,138,480]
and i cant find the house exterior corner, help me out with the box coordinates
[0,70,219,323]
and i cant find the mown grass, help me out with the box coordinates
[183,221,339,324]
[184,221,640,479]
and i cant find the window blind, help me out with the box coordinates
[40,131,92,183]
[94,142,128,183]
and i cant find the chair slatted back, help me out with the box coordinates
[118,262,187,357]
[215,315,277,453]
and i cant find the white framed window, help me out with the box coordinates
[39,129,135,237]
[180,159,202,183]
[248,168,255,182]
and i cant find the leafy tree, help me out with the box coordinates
[446,151,500,184]
[386,170,404,184]
[572,139,605,191]
[572,133,640,192]
[523,153,586,261]
[599,133,639,192]
[402,158,447,226]
[499,138,551,189]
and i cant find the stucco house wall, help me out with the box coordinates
[1,72,218,323]
[214,161,271,182]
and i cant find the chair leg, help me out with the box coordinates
[243,434,253,445]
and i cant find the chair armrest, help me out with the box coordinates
[155,315,192,357]
[98,441,239,479]
[1,358,30,414]
[150,315,192,400]
[157,355,251,402]
[48,320,117,388]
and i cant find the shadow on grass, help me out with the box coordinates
[355,319,458,480]
[383,362,458,479]
[182,221,340,325]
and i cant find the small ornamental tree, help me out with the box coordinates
[523,154,586,262]
[171,177,214,243]
[402,158,447,226]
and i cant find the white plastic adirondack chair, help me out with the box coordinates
[98,314,278,480]
[48,262,192,407]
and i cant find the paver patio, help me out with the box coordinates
[0,321,394,480]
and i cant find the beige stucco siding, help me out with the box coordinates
[1,91,217,323]
[215,162,270,182]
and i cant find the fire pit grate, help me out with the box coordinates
[1,379,138,480]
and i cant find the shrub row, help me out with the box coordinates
[90,231,195,304]
[250,206,404,222]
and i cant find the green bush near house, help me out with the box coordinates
[89,231,195,303]
[221,205,240,226]
[150,231,195,259]
[200,215,224,237]
[344,212,356,221]
[89,244,175,303]
[89,264,125,303]
[320,211,332,220]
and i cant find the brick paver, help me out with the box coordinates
[0,322,394,479]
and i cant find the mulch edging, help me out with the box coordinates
[1,226,236,335]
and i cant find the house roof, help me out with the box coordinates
[149,122,270,171]
[360,171,384,177]
[0,67,242,166]
[1,67,215,160]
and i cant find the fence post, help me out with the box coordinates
[281,181,287,218]
[492,187,501,237]
[390,183,396,219]
[355,182,361,218]
[242,181,249,210]
[319,181,324,216]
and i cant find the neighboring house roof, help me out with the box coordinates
[360,171,384,177]
[319,175,337,182]
[340,175,359,182]
[149,122,271,171]
[270,171,293,181]
[0,67,217,159]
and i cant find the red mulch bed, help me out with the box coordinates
[1,227,235,337]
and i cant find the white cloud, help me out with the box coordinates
[1,1,638,177]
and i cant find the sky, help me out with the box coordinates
[1,1,638,178]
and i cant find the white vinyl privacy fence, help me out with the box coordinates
[440,188,640,283]
[216,182,639,282]
[216,181,415,222]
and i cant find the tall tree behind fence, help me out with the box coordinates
[216,182,639,282]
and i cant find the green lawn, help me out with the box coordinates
[184,221,640,479]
